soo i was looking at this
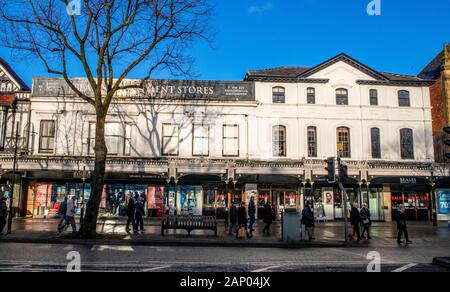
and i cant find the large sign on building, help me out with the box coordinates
[32,78,255,101]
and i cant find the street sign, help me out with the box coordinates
[437,190,450,214]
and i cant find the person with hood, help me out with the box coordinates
[237,202,250,239]
[0,196,8,235]
[396,205,412,245]
[350,202,362,242]
[248,196,256,234]
[262,201,273,236]
[360,203,372,240]
[57,196,68,234]
[301,201,315,241]
[228,203,238,236]
[125,195,136,233]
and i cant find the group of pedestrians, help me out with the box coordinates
[227,197,273,239]
[348,202,371,242]
[57,195,77,234]
[126,193,146,234]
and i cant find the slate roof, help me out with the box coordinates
[0,57,30,91]
[418,45,450,80]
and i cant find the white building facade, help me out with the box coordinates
[0,53,441,222]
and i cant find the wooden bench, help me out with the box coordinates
[161,215,218,237]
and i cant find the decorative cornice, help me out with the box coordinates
[356,79,435,87]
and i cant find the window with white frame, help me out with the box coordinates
[398,90,410,107]
[272,87,286,104]
[89,122,132,156]
[193,124,209,156]
[223,125,239,157]
[336,88,349,105]
[273,125,286,157]
[39,120,56,153]
[162,123,179,156]
[307,88,316,104]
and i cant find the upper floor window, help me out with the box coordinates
[162,123,179,156]
[273,125,286,157]
[193,124,209,156]
[400,128,414,159]
[336,88,348,105]
[398,90,410,107]
[370,89,378,106]
[370,127,381,158]
[336,127,351,158]
[307,126,317,158]
[307,88,316,104]
[39,120,55,153]
[223,125,239,157]
[272,87,285,104]
[89,122,132,156]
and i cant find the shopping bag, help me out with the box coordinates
[348,225,355,237]
[238,227,247,239]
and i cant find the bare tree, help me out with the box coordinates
[0,0,212,237]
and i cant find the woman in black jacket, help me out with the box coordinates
[350,202,362,242]
[396,206,412,245]
[125,195,136,233]
[360,203,371,240]
[262,201,273,236]
[237,202,249,238]
[301,201,315,241]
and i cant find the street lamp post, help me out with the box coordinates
[7,102,18,234]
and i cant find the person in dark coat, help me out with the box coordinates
[134,194,146,233]
[301,201,315,241]
[57,197,68,234]
[248,197,256,234]
[350,202,362,241]
[360,203,372,240]
[262,201,273,236]
[228,203,238,236]
[396,206,412,245]
[126,195,136,233]
[237,202,250,238]
[0,196,8,236]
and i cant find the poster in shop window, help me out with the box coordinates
[179,186,203,216]
[437,190,450,214]
[147,186,165,217]
[35,183,52,208]
[245,184,258,216]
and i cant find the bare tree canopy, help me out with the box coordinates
[0,0,212,237]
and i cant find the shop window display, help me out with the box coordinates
[178,186,203,216]
[104,184,147,217]
[147,185,164,218]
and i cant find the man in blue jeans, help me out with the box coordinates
[248,197,256,235]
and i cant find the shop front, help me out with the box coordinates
[370,176,432,222]
[433,177,450,223]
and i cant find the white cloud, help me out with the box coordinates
[248,2,273,14]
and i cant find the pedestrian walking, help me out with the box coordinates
[248,196,256,235]
[134,194,145,233]
[60,196,77,234]
[262,201,273,236]
[126,195,136,233]
[396,206,412,245]
[301,201,315,241]
[0,196,8,236]
[360,203,372,240]
[237,202,250,239]
[228,203,238,236]
[57,196,68,234]
[350,202,361,242]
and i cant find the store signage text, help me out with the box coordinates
[399,178,417,185]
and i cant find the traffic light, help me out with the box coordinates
[339,163,348,182]
[443,127,450,159]
[324,157,335,183]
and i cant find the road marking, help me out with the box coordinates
[392,263,417,272]
[141,265,172,272]
[91,245,134,252]
[251,265,281,273]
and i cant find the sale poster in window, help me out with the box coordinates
[35,183,52,208]
[147,185,164,217]
[437,190,450,214]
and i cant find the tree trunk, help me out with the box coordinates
[78,112,107,238]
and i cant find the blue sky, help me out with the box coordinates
[1,0,450,86]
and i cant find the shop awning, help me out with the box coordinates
[434,177,450,188]
[369,176,431,191]
[237,174,300,187]
[177,174,223,185]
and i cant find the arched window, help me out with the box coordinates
[370,127,381,158]
[307,88,316,104]
[336,127,351,158]
[272,87,285,104]
[273,125,286,157]
[336,88,348,105]
[370,89,378,106]
[400,128,414,159]
[398,90,410,107]
[307,126,317,157]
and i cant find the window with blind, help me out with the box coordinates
[336,88,349,105]
[307,88,316,104]
[162,123,179,156]
[400,128,414,159]
[370,89,378,106]
[273,125,286,157]
[39,120,56,153]
[193,124,209,156]
[223,125,239,157]
[272,87,286,104]
[307,126,317,158]
[88,122,132,156]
